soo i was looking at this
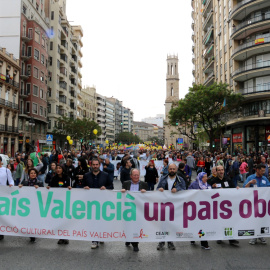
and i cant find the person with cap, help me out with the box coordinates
[0,155,14,240]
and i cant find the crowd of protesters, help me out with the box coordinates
[1,147,270,251]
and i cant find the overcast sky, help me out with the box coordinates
[66,0,193,121]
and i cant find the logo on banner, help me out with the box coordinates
[176,232,193,238]
[156,231,169,239]
[133,229,148,239]
[198,230,205,238]
[260,227,269,235]
[224,227,234,238]
[238,230,255,236]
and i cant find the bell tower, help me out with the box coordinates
[164,55,180,148]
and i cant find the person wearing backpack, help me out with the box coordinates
[0,155,14,240]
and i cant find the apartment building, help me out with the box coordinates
[19,0,49,152]
[122,107,133,133]
[192,0,270,152]
[81,86,97,121]
[0,48,20,156]
[46,0,83,142]
[133,121,155,142]
[96,93,106,144]
[105,99,115,143]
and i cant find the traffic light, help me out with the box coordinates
[89,142,92,146]
[80,139,83,143]
[120,122,123,125]
[176,122,178,126]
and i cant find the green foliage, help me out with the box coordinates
[115,132,140,144]
[169,83,244,150]
[53,117,102,141]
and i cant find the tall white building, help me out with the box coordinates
[141,115,164,128]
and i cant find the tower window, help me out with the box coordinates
[171,87,173,96]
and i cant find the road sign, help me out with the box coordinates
[46,134,53,142]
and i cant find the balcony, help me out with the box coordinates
[70,90,77,98]
[59,81,67,90]
[232,59,270,81]
[238,83,270,99]
[232,35,270,60]
[20,72,29,80]
[59,95,67,104]
[231,13,270,40]
[192,54,195,64]
[20,88,30,98]
[203,42,214,58]
[203,71,215,86]
[71,78,77,86]
[202,0,213,18]
[0,125,18,133]
[0,74,19,89]
[59,109,66,116]
[191,20,194,31]
[60,54,68,63]
[0,98,19,110]
[21,51,31,60]
[72,54,77,62]
[203,57,214,73]
[21,32,32,42]
[60,67,67,77]
[230,0,269,21]
[61,40,68,50]
[203,25,214,45]
[203,9,213,31]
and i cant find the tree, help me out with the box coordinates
[169,83,244,151]
[115,132,140,144]
[53,117,102,143]
[148,136,164,146]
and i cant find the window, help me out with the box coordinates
[32,103,38,114]
[27,65,31,76]
[42,37,45,48]
[40,106,43,116]
[57,60,60,69]
[33,67,39,78]
[27,46,32,57]
[40,88,44,98]
[44,108,47,117]
[36,3,39,11]
[41,54,45,65]
[50,26,54,36]
[56,105,59,114]
[40,72,44,82]
[48,120,51,130]
[33,85,38,96]
[49,56,52,66]
[22,5,27,15]
[35,29,40,43]
[26,101,30,113]
[28,28,33,39]
[34,49,39,60]
[50,42,53,50]
[48,88,51,97]
[51,11,54,20]
[26,83,31,95]
[48,103,51,113]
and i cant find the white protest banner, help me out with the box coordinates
[1,187,270,242]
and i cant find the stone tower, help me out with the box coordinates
[164,55,180,148]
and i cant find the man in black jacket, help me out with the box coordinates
[121,168,148,252]
[210,165,239,246]
[83,158,113,249]
[177,162,190,189]
[120,159,132,184]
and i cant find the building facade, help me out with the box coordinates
[19,0,49,152]
[133,121,155,142]
[192,0,270,153]
[141,114,164,128]
[0,48,20,156]
[46,0,83,146]
[105,98,115,144]
[96,93,106,144]
[122,107,133,133]
[81,86,97,121]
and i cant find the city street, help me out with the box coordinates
[1,176,270,270]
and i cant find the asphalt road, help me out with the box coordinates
[1,173,270,270]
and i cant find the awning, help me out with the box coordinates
[207,44,213,54]
[205,30,213,44]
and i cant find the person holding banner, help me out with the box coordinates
[47,164,72,245]
[211,165,239,246]
[189,172,211,250]
[121,168,148,252]
[243,163,270,245]
[20,157,43,185]
[19,168,43,243]
[0,155,14,241]
[156,163,186,251]
[83,158,113,249]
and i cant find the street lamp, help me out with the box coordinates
[29,117,35,150]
